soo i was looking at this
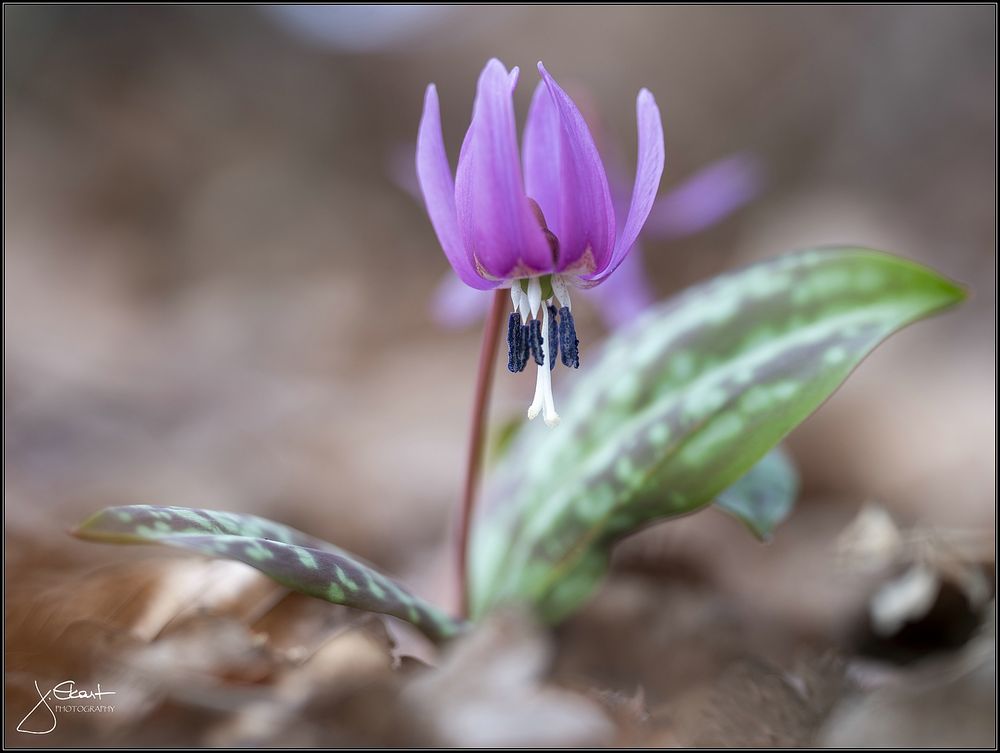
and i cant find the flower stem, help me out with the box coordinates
[455,288,507,620]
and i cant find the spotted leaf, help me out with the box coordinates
[715,445,798,540]
[73,505,463,643]
[470,247,964,621]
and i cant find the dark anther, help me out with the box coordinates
[547,305,559,371]
[506,312,523,373]
[558,307,580,368]
[517,322,530,371]
[527,318,545,366]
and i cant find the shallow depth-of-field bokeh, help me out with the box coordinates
[4,6,995,747]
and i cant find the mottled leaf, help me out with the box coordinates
[715,445,798,540]
[470,248,964,621]
[73,505,462,643]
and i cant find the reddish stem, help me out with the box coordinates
[455,288,507,619]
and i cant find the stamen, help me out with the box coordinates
[510,284,523,312]
[527,304,560,426]
[506,312,525,373]
[552,275,572,310]
[547,303,559,371]
[526,277,542,319]
[559,306,580,368]
[518,320,530,369]
[518,293,530,322]
[526,319,544,366]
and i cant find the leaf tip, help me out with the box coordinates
[70,506,148,545]
[754,529,774,544]
[739,519,771,543]
[70,508,106,540]
[920,262,968,308]
[894,250,969,310]
[944,277,970,305]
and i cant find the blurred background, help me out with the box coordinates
[4,5,995,747]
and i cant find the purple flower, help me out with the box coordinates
[417,59,665,426]
[643,154,763,240]
[587,152,764,329]
[423,152,764,332]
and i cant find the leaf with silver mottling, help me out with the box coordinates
[74,505,462,643]
[470,247,964,622]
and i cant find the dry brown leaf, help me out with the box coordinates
[403,608,615,747]
[819,612,996,747]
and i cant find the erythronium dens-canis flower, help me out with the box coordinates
[417,58,665,426]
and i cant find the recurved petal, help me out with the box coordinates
[455,59,553,280]
[533,63,616,275]
[588,88,664,282]
[417,84,497,290]
[430,272,490,329]
[643,153,763,240]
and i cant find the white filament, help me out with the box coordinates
[518,292,530,321]
[510,284,523,313]
[527,300,560,427]
[526,276,542,318]
[551,275,572,310]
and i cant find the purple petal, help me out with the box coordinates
[455,59,553,280]
[416,84,496,290]
[644,153,764,239]
[431,272,491,329]
[583,242,656,329]
[522,81,563,240]
[532,63,616,275]
[588,88,664,282]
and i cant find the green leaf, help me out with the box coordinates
[73,505,463,643]
[470,248,964,622]
[487,413,527,465]
[715,445,798,540]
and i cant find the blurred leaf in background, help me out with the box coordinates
[716,445,798,541]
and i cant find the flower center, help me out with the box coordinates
[507,275,579,428]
